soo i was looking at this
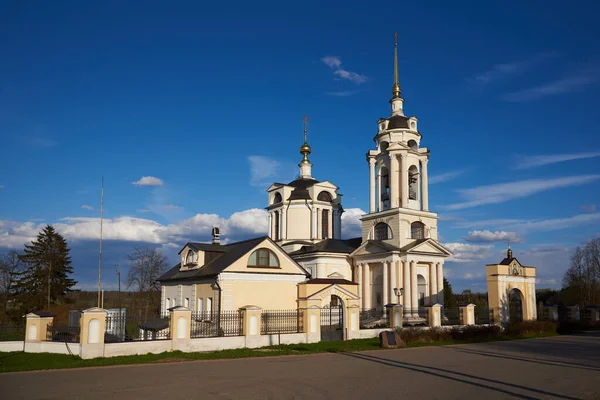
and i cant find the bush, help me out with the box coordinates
[396,325,503,345]
[450,325,502,341]
[396,327,450,344]
[506,320,557,336]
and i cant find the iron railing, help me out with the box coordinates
[475,308,493,325]
[261,309,303,334]
[320,306,342,332]
[359,308,379,328]
[442,307,460,325]
[0,321,25,341]
[190,311,242,338]
[105,312,170,342]
[46,322,79,343]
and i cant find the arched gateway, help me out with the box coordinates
[486,245,537,325]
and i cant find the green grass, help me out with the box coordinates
[0,332,558,374]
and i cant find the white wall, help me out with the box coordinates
[104,340,172,357]
[0,341,24,352]
[23,341,81,355]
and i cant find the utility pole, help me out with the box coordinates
[115,264,121,312]
[97,177,104,307]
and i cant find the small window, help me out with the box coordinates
[374,222,390,240]
[411,221,425,239]
[322,209,329,239]
[185,251,196,265]
[273,192,282,204]
[184,298,189,308]
[317,191,333,202]
[248,248,280,268]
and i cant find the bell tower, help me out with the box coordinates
[360,33,438,249]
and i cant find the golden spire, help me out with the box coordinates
[300,115,311,162]
[507,240,513,259]
[392,32,401,99]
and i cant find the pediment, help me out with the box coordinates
[350,241,399,257]
[267,183,284,192]
[315,180,339,190]
[406,239,452,257]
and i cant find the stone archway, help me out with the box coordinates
[509,289,523,323]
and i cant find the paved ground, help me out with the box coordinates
[1,333,600,400]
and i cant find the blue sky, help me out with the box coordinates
[1,0,599,292]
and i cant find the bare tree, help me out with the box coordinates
[126,247,168,320]
[0,250,25,323]
[563,239,600,307]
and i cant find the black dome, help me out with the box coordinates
[387,115,410,129]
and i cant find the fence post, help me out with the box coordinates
[24,312,54,353]
[170,306,191,352]
[386,304,403,329]
[567,305,580,321]
[239,305,262,348]
[428,304,441,327]
[347,304,360,339]
[459,304,476,326]
[79,307,107,359]
[302,306,321,343]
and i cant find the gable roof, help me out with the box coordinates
[178,242,227,255]
[305,278,357,286]
[349,240,402,257]
[158,236,269,282]
[399,238,453,256]
[492,257,530,268]
[289,238,362,256]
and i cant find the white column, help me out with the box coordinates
[376,164,382,212]
[429,263,438,304]
[280,208,286,240]
[390,260,397,304]
[357,264,363,309]
[328,208,333,239]
[383,261,389,307]
[363,263,371,309]
[268,212,272,238]
[436,262,444,307]
[400,154,408,208]
[422,158,429,211]
[411,261,419,318]
[311,206,317,239]
[389,153,399,208]
[403,260,411,317]
[369,158,376,213]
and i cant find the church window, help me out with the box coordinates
[408,165,419,200]
[185,251,196,265]
[407,140,418,151]
[322,209,329,239]
[273,192,282,204]
[248,248,280,268]
[317,191,333,202]
[411,221,425,239]
[374,222,390,240]
[274,211,280,241]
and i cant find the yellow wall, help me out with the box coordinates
[223,280,299,310]
[286,207,311,239]
[487,263,537,323]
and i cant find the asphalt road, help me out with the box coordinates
[2,333,600,400]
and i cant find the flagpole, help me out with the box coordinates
[97,177,104,308]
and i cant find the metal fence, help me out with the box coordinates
[359,308,379,328]
[261,309,304,334]
[46,322,79,343]
[443,307,460,325]
[190,311,243,338]
[475,308,494,325]
[0,321,25,341]
[105,312,170,342]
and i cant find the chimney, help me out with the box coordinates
[212,227,220,244]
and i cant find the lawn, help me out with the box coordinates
[0,330,556,374]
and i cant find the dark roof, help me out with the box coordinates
[305,278,358,286]
[289,238,362,256]
[31,311,55,317]
[387,115,410,129]
[363,240,402,252]
[288,186,312,201]
[273,177,320,189]
[158,236,271,282]
[179,242,227,254]
[498,257,530,267]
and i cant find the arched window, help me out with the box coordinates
[407,140,418,151]
[374,222,390,240]
[273,211,280,241]
[322,209,329,239]
[186,251,196,265]
[317,191,333,202]
[248,248,280,268]
[411,221,425,239]
[273,192,282,204]
[408,165,419,201]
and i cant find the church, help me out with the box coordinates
[157,35,452,325]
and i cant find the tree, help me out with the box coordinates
[443,277,457,308]
[126,247,168,319]
[13,225,77,312]
[562,238,600,307]
[0,250,25,322]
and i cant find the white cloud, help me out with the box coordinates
[444,242,494,263]
[468,53,556,87]
[161,204,183,212]
[321,56,367,84]
[429,169,467,184]
[247,156,281,187]
[581,204,597,213]
[321,56,342,69]
[464,273,474,279]
[137,209,151,214]
[514,152,600,169]
[81,205,95,211]
[442,175,600,210]
[341,208,365,239]
[504,74,597,102]
[132,176,164,187]
[506,213,600,233]
[464,230,521,243]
